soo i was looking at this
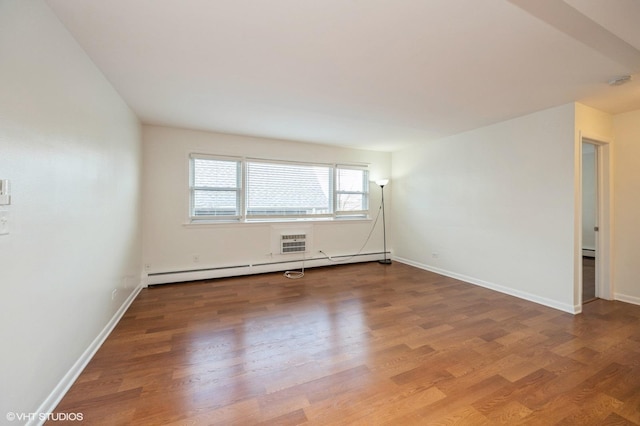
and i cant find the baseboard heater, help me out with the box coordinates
[146,252,385,285]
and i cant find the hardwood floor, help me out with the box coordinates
[51,262,640,425]
[583,256,597,303]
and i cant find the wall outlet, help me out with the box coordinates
[144,264,151,271]
[431,252,439,259]
[111,289,118,300]
[193,254,200,263]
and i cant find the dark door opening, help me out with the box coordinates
[582,142,597,304]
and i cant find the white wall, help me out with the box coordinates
[0,0,142,421]
[612,109,640,304]
[142,125,391,282]
[392,104,577,312]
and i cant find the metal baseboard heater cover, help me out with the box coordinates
[281,233,306,254]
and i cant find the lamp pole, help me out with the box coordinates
[376,179,391,264]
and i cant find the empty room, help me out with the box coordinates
[2,0,640,425]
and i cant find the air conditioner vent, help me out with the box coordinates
[281,233,306,254]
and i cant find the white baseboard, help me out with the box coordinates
[394,257,579,315]
[28,282,144,426]
[146,252,386,285]
[615,292,640,306]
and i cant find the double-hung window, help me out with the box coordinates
[189,154,369,221]
[336,166,369,216]
[190,155,241,220]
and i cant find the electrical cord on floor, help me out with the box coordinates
[284,250,305,279]
[319,203,382,263]
[283,202,383,279]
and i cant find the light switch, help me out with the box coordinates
[0,211,8,235]
[0,179,10,205]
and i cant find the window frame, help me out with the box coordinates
[334,165,370,217]
[189,154,370,223]
[189,154,243,221]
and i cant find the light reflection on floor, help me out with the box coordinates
[177,282,372,415]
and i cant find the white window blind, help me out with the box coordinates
[246,161,332,217]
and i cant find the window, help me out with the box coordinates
[336,166,369,215]
[190,155,241,219]
[189,154,369,221]
[246,161,332,218]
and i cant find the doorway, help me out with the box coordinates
[581,142,597,303]
[580,138,612,306]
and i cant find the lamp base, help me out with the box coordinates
[378,259,392,265]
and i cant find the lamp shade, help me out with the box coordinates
[376,179,389,187]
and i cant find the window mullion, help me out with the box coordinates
[332,166,337,218]
[337,190,366,195]
[240,160,246,220]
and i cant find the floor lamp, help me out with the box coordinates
[376,179,391,264]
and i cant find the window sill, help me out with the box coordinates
[183,216,372,227]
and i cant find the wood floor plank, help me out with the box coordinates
[49,262,640,425]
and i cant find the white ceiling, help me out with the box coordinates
[45,0,640,151]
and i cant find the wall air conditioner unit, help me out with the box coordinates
[281,233,306,254]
